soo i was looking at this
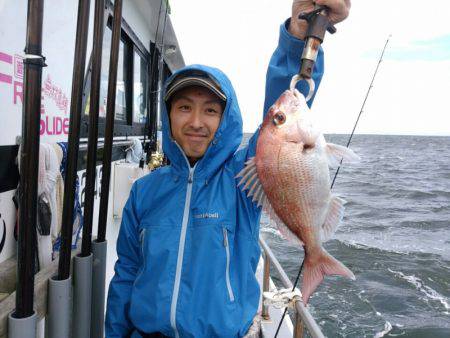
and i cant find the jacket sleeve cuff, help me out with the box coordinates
[278,18,324,60]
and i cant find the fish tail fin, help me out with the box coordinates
[302,249,355,305]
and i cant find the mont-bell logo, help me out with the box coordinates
[193,212,219,219]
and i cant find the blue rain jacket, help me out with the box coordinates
[106,20,324,338]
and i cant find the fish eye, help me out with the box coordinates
[273,112,286,126]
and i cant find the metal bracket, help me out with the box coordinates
[22,53,47,67]
[263,288,302,309]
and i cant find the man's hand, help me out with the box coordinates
[289,0,351,40]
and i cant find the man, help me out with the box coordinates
[106,1,351,337]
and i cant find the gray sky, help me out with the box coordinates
[170,0,450,135]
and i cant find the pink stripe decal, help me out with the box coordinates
[0,52,13,64]
[0,73,12,84]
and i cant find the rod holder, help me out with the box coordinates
[8,311,37,338]
[47,275,72,338]
[90,239,107,338]
[72,253,93,338]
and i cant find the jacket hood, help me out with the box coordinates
[162,64,243,179]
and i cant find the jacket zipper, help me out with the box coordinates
[135,229,146,282]
[223,228,235,302]
[139,228,146,258]
[170,143,196,338]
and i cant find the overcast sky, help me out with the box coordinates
[170,0,450,136]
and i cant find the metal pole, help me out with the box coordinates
[47,276,72,338]
[97,0,123,243]
[90,239,107,338]
[57,0,91,281]
[262,253,270,320]
[11,0,45,324]
[72,254,93,338]
[293,309,304,338]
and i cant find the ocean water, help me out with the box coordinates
[244,134,450,338]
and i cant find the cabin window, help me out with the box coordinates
[115,39,127,122]
[80,10,160,140]
[133,51,148,124]
[98,26,128,123]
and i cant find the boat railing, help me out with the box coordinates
[259,237,325,338]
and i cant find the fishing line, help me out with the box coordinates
[273,35,390,338]
[331,34,391,189]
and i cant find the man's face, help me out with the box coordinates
[169,86,224,162]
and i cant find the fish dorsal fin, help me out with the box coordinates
[325,143,360,169]
[321,195,346,242]
[236,157,304,246]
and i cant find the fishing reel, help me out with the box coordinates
[291,4,336,101]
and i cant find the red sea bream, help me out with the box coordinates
[238,89,359,304]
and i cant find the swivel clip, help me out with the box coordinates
[290,75,315,102]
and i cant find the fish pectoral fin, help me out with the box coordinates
[325,143,360,168]
[236,157,267,205]
[321,195,346,242]
[302,249,355,305]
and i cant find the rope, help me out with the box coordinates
[273,258,305,337]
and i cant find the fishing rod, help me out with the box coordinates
[68,0,105,337]
[87,1,123,337]
[81,0,105,259]
[274,35,391,337]
[9,1,45,336]
[96,0,123,244]
[330,35,391,189]
[57,0,91,281]
[88,1,107,332]
[47,1,91,338]
[147,0,168,162]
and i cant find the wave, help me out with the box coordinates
[337,239,408,256]
[388,268,450,313]
[391,189,437,199]
[398,220,450,230]
[374,321,393,338]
